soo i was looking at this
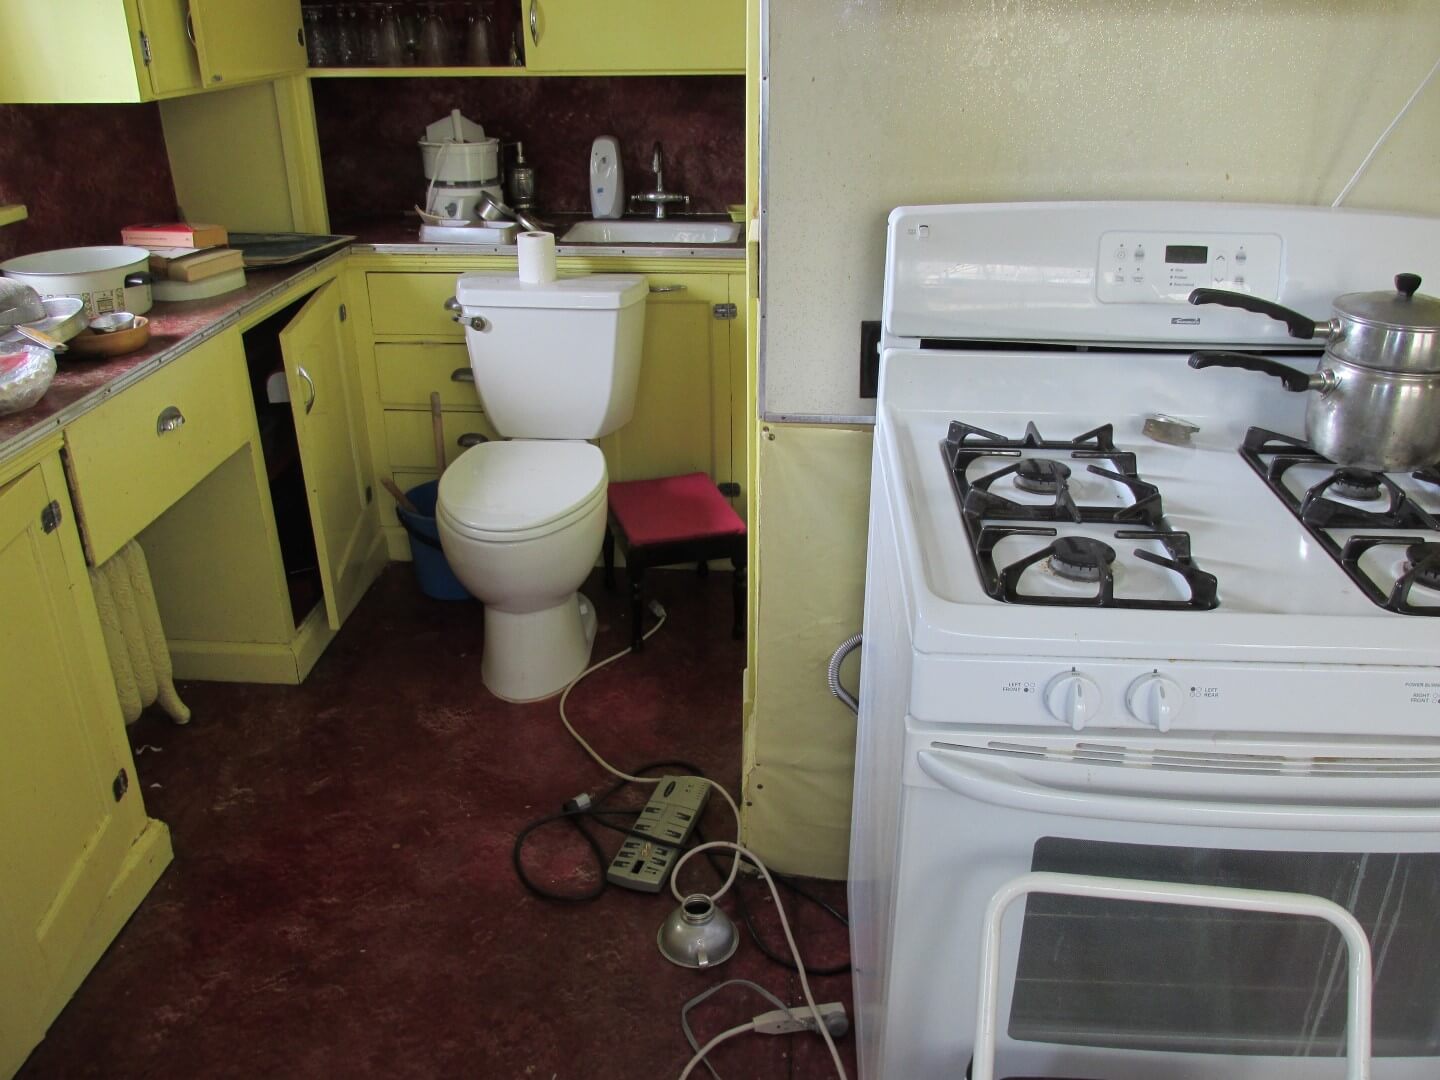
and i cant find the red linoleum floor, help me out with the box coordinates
[19,566,855,1080]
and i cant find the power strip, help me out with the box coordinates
[606,775,709,893]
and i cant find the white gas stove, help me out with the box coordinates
[849,202,1440,1080]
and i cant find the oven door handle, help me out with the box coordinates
[917,749,1440,832]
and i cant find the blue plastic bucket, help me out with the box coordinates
[396,481,470,601]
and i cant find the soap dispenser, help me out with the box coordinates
[589,135,624,220]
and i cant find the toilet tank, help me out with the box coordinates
[453,273,648,439]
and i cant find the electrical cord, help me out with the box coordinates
[556,601,744,900]
[680,980,792,1080]
[672,842,849,1080]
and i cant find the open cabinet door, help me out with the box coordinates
[188,0,306,89]
[280,282,377,631]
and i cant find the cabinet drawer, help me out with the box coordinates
[383,410,500,471]
[368,273,466,338]
[374,344,482,409]
[65,333,251,565]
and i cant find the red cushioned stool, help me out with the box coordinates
[602,472,747,650]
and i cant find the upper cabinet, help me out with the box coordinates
[520,0,744,74]
[0,0,306,104]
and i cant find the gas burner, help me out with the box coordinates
[1014,458,1073,494]
[1406,543,1440,591]
[1331,468,1385,502]
[1048,537,1115,582]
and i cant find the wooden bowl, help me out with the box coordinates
[67,317,150,359]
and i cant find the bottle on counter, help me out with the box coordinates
[507,142,537,211]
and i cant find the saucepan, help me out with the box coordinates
[1187,273,1440,471]
[1,246,153,319]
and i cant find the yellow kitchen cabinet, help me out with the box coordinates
[0,0,305,104]
[280,280,383,631]
[0,447,171,1076]
[520,0,744,74]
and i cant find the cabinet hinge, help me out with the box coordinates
[40,500,62,533]
[339,303,348,322]
[139,29,152,65]
[112,768,129,802]
[713,303,738,320]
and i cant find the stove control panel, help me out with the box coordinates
[1096,231,1282,305]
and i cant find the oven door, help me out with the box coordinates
[881,733,1440,1080]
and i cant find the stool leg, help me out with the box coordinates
[629,563,646,651]
[731,541,748,640]
[602,527,616,591]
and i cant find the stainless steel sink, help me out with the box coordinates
[559,220,742,245]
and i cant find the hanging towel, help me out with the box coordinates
[88,539,191,725]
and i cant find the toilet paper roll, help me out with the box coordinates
[517,230,557,284]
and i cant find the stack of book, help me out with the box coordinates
[119,223,246,301]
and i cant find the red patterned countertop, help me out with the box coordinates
[0,252,348,462]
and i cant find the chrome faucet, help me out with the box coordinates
[629,141,690,219]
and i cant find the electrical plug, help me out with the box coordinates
[562,792,593,813]
[752,1002,849,1037]
[647,599,666,619]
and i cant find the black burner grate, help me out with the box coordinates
[1239,427,1440,615]
[941,421,1219,610]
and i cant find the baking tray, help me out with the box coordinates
[227,232,355,267]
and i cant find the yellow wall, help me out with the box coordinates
[744,0,1440,878]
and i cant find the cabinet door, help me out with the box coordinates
[522,0,744,73]
[189,0,306,89]
[136,0,201,96]
[597,273,735,486]
[280,281,378,631]
[0,465,141,1005]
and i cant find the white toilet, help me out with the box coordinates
[436,272,648,702]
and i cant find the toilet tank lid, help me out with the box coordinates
[439,440,607,534]
[456,272,647,310]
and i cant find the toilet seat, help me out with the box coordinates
[437,440,607,543]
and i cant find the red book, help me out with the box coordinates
[120,222,228,249]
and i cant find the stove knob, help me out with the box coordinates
[1044,671,1102,731]
[1126,672,1184,732]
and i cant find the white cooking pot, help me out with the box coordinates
[1,246,153,318]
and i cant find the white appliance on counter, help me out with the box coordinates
[851,202,1440,1080]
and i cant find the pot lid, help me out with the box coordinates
[1334,274,1440,332]
[437,440,606,534]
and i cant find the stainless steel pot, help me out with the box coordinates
[1187,274,1440,471]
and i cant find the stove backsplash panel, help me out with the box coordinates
[0,103,179,262]
[313,76,744,226]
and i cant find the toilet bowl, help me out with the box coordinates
[437,439,608,702]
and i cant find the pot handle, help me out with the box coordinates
[1188,351,1312,392]
[124,271,153,288]
[1188,288,1318,340]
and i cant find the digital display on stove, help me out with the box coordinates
[1166,244,1209,265]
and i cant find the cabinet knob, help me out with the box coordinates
[156,405,186,435]
[649,284,688,293]
[450,368,475,383]
[529,0,540,45]
[443,296,462,312]
[457,433,489,448]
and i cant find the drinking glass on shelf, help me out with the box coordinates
[417,2,451,66]
[463,4,493,67]
[359,2,383,65]
[376,3,406,65]
[302,5,336,67]
[398,1,422,65]
[335,4,361,66]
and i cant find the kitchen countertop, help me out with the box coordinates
[0,225,747,464]
[0,251,349,463]
[343,214,746,259]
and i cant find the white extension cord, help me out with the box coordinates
[557,600,742,897]
[556,604,849,1080]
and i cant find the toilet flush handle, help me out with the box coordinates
[453,314,489,332]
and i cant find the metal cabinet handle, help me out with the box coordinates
[452,314,490,331]
[457,433,489,448]
[297,365,316,414]
[529,0,539,45]
[443,296,462,312]
[649,284,688,293]
[156,405,185,435]
[450,368,475,383]
[185,11,196,45]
